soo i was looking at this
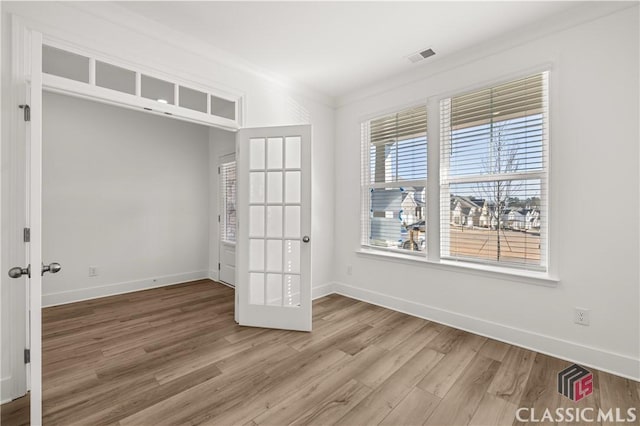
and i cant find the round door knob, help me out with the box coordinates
[42,262,62,276]
[302,236,310,243]
[8,266,30,279]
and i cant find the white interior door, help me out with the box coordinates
[236,125,312,331]
[27,29,44,425]
[219,155,236,286]
[4,24,45,424]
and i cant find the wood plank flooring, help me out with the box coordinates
[1,279,638,425]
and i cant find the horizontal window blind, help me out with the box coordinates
[362,105,427,253]
[440,72,548,270]
[220,161,237,243]
[451,73,545,129]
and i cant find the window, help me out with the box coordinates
[42,42,243,128]
[96,61,136,95]
[361,105,428,253]
[42,45,90,83]
[360,72,549,275]
[220,161,237,243]
[440,72,548,271]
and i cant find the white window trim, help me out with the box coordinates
[356,248,558,287]
[359,69,555,284]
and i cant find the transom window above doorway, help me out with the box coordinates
[41,39,243,130]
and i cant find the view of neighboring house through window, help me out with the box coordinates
[361,105,428,253]
[221,161,237,243]
[440,72,548,270]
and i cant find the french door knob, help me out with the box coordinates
[302,236,310,243]
[8,265,30,279]
[42,262,62,276]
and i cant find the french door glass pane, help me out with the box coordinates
[266,240,283,272]
[248,132,304,307]
[266,206,283,238]
[267,172,283,203]
[249,206,264,238]
[249,239,264,270]
[285,171,301,203]
[267,137,283,169]
[249,173,265,203]
[250,138,265,170]
[285,275,301,306]
[284,240,300,274]
[250,273,265,305]
[266,274,283,306]
[285,136,301,169]
[284,206,300,239]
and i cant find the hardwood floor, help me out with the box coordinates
[1,279,638,425]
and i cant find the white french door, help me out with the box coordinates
[236,125,312,331]
[26,28,44,425]
[4,21,44,425]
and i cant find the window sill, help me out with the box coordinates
[356,248,559,287]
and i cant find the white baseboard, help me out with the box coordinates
[312,282,336,300]
[42,270,210,307]
[208,269,220,282]
[332,281,640,382]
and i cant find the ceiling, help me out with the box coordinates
[116,1,584,98]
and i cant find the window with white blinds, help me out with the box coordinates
[220,161,237,243]
[361,105,427,253]
[440,72,548,270]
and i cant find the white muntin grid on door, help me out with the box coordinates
[248,135,302,307]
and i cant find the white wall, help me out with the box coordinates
[2,0,336,291]
[41,92,210,306]
[333,6,639,380]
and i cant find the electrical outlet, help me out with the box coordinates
[346,265,352,275]
[574,308,590,326]
[88,266,98,277]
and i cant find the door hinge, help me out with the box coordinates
[24,349,30,364]
[23,227,31,243]
[19,104,30,122]
[218,167,221,174]
[218,215,221,223]
[218,263,221,271]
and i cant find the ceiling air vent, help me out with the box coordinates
[408,48,436,63]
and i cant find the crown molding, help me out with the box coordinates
[75,2,335,108]
[336,2,638,108]
[5,1,334,109]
